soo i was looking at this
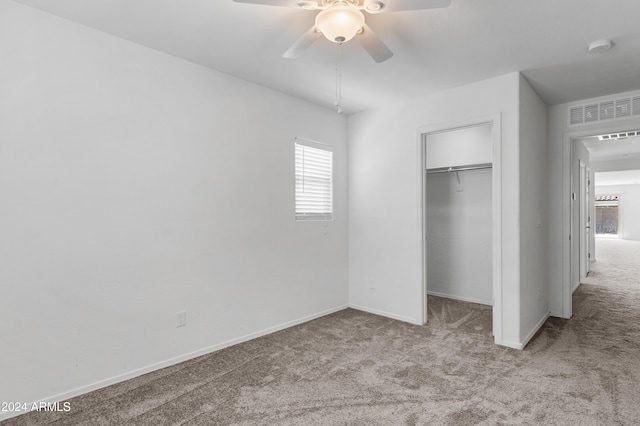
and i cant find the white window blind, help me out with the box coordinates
[295,140,333,221]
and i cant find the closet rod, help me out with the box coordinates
[426,163,492,175]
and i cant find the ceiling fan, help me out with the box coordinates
[232,0,452,63]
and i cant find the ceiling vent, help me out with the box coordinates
[569,95,640,126]
[585,104,599,122]
[616,98,631,118]
[597,130,640,141]
[633,96,640,116]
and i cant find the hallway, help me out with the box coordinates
[582,238,640,288]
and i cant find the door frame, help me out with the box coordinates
[578,160,591,283]
[417,113,502,344]
[561,120,640,318]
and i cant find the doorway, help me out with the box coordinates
[418,114,502,344]
[563,123,640,318]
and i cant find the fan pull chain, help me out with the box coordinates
[335,43,343,114]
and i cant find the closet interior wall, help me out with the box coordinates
[425,124,493,305]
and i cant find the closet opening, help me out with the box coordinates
[418,116,502,344]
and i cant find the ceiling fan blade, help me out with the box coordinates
[363,0,451,13]
[356,23,393,63]
[233,0,319,8]
[283,26,322,59]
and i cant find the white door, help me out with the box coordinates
[585,165,591,275]
[579,162,590,279]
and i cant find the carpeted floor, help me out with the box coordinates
[583,238,640,287]
[3,239,640,425]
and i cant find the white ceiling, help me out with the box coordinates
[581,134,640,161]
[581,132,640,186]
[13,0,640,114]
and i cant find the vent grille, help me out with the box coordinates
[585,104,599,122]
[568,94,640,126]
[570,106,584,125]
[600,101,615,120]
[616,98,631,118]
[597,130,640,141]
[634,97,640,116]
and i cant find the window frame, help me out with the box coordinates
[294,138,333,221]
[595,194,621,236]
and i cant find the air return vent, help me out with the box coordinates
[585,104,599,122]
[569,106,584,125]
[633,97,640,116]
[600,101,615,120]
[568,94,640,126]
[616,98,631,118]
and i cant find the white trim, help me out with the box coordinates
[295,142,333,221]
[416,113,503,343]
[0,305,349,422]
[572,282,581,293]
[349,303,421,325]
[417,131,427,325]
[519,311,551,350]
[294,136,333,149]
[499,340,527,350]
[427,291,492,306]
[566,89,640,128]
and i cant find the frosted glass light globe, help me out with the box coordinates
[315,4,365,43]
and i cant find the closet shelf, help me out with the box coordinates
[426,163,492,174]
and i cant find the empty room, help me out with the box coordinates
[1,0,640,424]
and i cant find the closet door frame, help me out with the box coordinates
[417,113,503,345]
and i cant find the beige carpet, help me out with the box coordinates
[4,240,640,425]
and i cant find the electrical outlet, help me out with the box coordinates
[176,310,186,327]
[369,279,375,290]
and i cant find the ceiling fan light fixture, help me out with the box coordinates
[315,4,365,43]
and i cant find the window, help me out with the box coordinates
[595,194,620,236]
[295,139,333,221]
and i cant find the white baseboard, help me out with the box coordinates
[0,304,348,422]
[348,303,420,325]
[571,278,582,293]
[496,338,524,350]
[496,311,550,350]
[521,311,551,350]
[426,291,492,306]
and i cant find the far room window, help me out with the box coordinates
[595,194,620,236]
[295,139,333,221]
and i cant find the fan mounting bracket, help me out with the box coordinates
[321,0,359,7]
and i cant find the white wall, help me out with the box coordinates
[348,73,523,346]
[425,124,493,169]
[594,184,640,241]
[0,1,348,413]
[591,157,640,173]
[518,75,549,340]
[426,169,492,304]
[591,158,640,242]
[546,89,640,317]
